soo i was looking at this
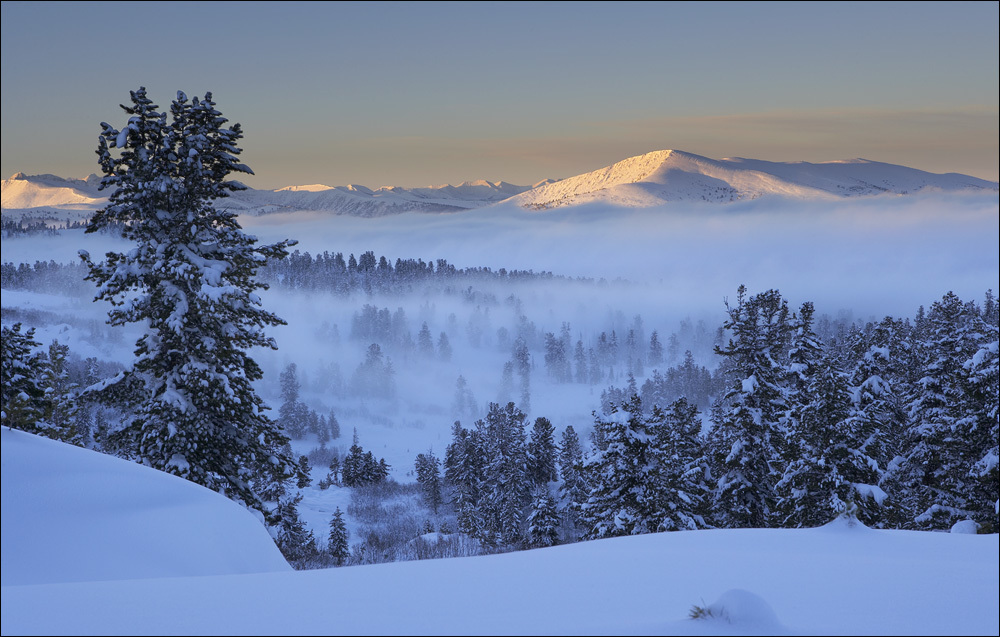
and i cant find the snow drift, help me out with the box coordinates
[0,428,290,586]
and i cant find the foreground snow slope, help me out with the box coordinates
[0,428,290,586]
[2,429,997,636]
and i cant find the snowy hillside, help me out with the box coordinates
[4,150,996,220]
[0,428,290,586]
[509,150,1000,210]
[0,173,535,220]
[224,179,535,216]
[0,172,103,209]
[1,428,997,635]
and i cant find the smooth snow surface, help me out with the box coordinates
[2,429,997,636]
[0,428,290,586]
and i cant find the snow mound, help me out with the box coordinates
[951,520,980,534]
[0,428,290,585]
[817,513,875,533]
[697,589,787,632]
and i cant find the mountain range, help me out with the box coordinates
[3,150,996,221]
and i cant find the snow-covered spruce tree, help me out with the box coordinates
[415,449,444,514]
[327,506,350,566]
[79,88,299,519]
[477,401,531,546]
[582,394,657,539]
[444,420,485,536]
[844,316,910,527]
[648,397,709,532]
[557,424,589,538]
[1,325,81,444]
[707,286,790,529]
[525,485,561,548]
[1,323,47,435]
[527,416,559,487]
[274,492,318,563]
[277,362,310,439]
[964,307,998,532]
[39,340,84,446]
[898,292,997,530]
[776,351,867,528]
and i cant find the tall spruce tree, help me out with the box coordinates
[525,486,561,548]
[79,88,299,518]
[582,394,657,538]
[444,420,485,536]
[708,286,790,529]
[648,398,709,531]
[527,416,559,487]
[415,449,444,514]
[557,425,588,537]
[327,506,350,566]
[477,402,530,546]
[899,292,994,529]
[1,323,48,437]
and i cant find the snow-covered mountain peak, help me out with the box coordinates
[276,184,335,193]
[508,149,998,210]
[1,172,106,210]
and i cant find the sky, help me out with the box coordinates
[1,1,997,190]
[3,427,998,635]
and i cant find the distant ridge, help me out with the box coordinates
[508,150,999,210]
[1,172,104,210]
[3,150,996,219]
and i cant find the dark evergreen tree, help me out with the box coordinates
[39,340,83,445]
[776,352,866,527]
[582,395,656,538]
[296,455,312,489]
[557,425,588,537]
[327,506,350,566]
[1,323,47,436]
[527,416,559,487]
[544,332,570,383]
[418,322,434,357]
[648,330,664,367]
[513,337,531,414]
[525,486,561,548]
[328,454,341,486]
[444,421,485,536]
[708,286,789,529]
[278,363,310,439]
[415,449,444,514]
[274,492,318,562]
[648,398,709,531]
[898,292,996,530]
[78,88,298,517]
[477,402,530,546]
[437,332,453,362]
[965,318,999,532]
[574,340,588,384]
[328,409,341,440]
[845,316,909,527]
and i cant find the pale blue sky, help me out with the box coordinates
[2,1,997,189]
